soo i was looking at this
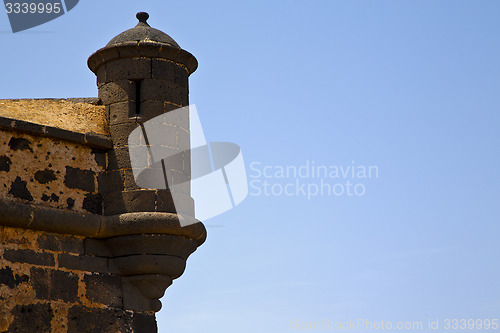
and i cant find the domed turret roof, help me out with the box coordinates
[106,12,180,48]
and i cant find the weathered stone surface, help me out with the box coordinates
[132,313,158,333]
[99,80,136,105]
[109,254,186,278]
[107,146,132,171]
[3,249,54,266]
[66,197,75,209]
[8,137,32,152]
[7,303,53,333]
[0,266,29,289]
[44,125,85,143]
[64,166,96,192]
[122,190,157,212]
[140,79,187,106]
[83,238,112,257]
[67,306,128,332]
[37,233,84,254]
[151,59,187,86]
[92,150,107,169]
[85,132,113,149]
[84,273,122,308]
[82,193,103,215]
[30,267,78,302]
[116,42,140,58]
[103,190,158,216]
[34,169,57,184]
[8,176,33,201]
[123,168,140,190]
[105,57,152,82]
[0,155,11,172]
[122,274,171,312]
[0,130,105,213]
[109,122,140,148]
[98,170,125,194]
[0,99,108,135]
[104,234,197,258]
[58,253,109,273]
[137,100,164,120]
[108,101,137,126]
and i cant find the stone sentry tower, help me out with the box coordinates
[0,12,205,332]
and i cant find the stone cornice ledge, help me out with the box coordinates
[0,198,206,244]
[0,198,206,312]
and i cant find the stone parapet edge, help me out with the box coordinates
[0,115,113,150]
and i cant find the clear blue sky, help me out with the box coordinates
[2,1,500,332]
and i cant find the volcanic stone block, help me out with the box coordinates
[103,191,127,216]
[30,267,78,302]
[96,63,108,87]
[98,46,120,63]
[137,100,165,120]
[158,45,180,61]
[58,253,109,274]
[67,306,128,333]
[64,166,95,192]
[140,79,187,105]
[84,273,122,308]
[8,137,32,152]
[7,304,53,333]
[122,190,156,212]
[105,58,151,82]
[151,59,178,81]
[155,189,175,213]
[123,168,140,191]
[8,176,33,201]
[155,190,194,214]
[3,249,54,267]
[107,147,132,171]
[0,155,11,172]
[82,193,103,215]
[98,170,125,194]
[37,233,84,254]
[108,101,137,126]
[34,169,57,184]
[103,190,158,215]
[175,50,197,71]
[138,42,161,58]
[92,150,107,169]
[116,42,140,58]
[173,64,189,88]
[132,313,158,333]
[83,238,113,257]
[99,80,136,105]
[109,123,140,148]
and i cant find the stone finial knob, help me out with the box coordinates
[136,12,149,24]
